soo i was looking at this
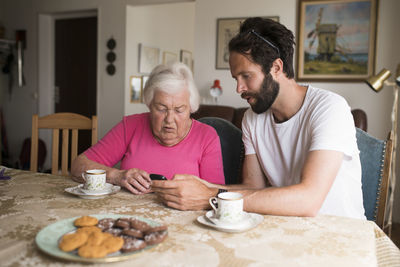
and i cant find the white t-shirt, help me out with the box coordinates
[242,85,366,219]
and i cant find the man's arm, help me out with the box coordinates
[152,150,342,216]
[150,154,267,210]
[239,150,343,216]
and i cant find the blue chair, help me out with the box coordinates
[198,117,244,185]
[356,128,393,231]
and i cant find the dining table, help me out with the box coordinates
[0,166,399,266]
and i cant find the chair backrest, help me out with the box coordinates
[30,112,98,176]
[198,117,244,184]
[351,109,368,132]
[356,128,393,229]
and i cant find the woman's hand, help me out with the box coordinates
[115,168,152,194]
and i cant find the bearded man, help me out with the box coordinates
[152,17,365,219]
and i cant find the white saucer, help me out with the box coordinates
[79,183,114,195]
[205,210,248,227]
[197,210,263,233]
[65,183,120,199]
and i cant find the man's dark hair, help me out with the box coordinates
[229,17,295,79]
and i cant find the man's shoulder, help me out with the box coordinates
[306,86,348,109]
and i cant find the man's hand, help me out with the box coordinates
[115,168,152,195]
[151,174,218,210]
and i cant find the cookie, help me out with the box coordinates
[122,228,143,238]
[104,227,123,236]
[121,237,146,252]
[144,230,168,245]
[114,218,130,229]
[102,235,124,254]
[129,218,151,232]
[74,216,98,227]
[86,231,106,246]
[76,226,102,235]
[97,218,115,230]
[59,232,88,252]
[78,244,108,258]
[144,225,168,235]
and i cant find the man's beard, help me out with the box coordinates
[241,73,279,114]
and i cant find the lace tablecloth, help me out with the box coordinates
[0,167,399,266]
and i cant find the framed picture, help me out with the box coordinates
[142,75,149,89]
[180,50,193,71]
[216,16,279,69]
[130,76,143,103]
[162,51,178,65]
[296,0,378,82]
[138,44,160,74]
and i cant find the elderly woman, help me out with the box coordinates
[71,62,225,194]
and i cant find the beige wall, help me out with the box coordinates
[124,2,195,116]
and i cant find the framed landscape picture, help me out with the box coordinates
[296,0,378,81]
[216,16,279,69]
[130,76,142,103]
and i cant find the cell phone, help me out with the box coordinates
[150,174,167,180]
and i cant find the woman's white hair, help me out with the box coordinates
[143,62,200,113]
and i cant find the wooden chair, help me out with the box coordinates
[356,128,393,233]
[30,113,98,176]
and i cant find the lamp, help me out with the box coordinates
[210,79,223,104]
[365,68,392,92]
[365,63,400,235]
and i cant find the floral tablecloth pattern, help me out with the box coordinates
[0,167,399,266]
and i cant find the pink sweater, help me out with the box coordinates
[84,113,225,184]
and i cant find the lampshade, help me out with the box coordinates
[396,63,400,86]
[365,68,392,92]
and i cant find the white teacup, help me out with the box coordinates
[209,192,244,224]
[82,169,106,191]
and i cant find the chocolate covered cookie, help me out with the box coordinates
[122,228,144,238]
[121,237,146,252]
[144,230,168,245]
[97,218,115,230]
[129,218,151,232]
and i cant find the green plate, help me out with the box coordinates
[35,214,163,263]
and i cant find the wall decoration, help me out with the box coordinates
[180,50,192,71]
[142,75,149,89]
[106,37,117,75]
[162,51,178,65]
[130,76,143,103]
[139,44,160,74]
[296,0,378,81]
[216,16,279,69]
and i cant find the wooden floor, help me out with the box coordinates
[391,222,400,248]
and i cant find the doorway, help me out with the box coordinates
[55,16,97,155]
[38,11,98,170]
